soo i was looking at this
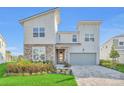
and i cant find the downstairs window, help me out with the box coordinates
[32,47,46,61]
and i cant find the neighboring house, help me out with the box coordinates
[100,34,124,64]
[20,8,101,65]
[6,51,13,62]
[6,51,18,62]
[0,34,6,64]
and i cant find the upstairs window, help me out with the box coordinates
[33,28,38,37]
[39,28,45,37]
[85,34,95,42]
[85,34,89,41]
[119,42,124,46]
[72,35,77,42]
[33,27,45,37]
[90,34,95,42]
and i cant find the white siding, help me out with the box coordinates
[21,9,101,65]
[116,37,124,45]
[78,24,99,52]
[119,54,124,64]
[23,12,57,44]
[70,23,100,64]
[0,37,6,63]
[56,33,79,43]
[100,36,124,64]
[100,39,113,60]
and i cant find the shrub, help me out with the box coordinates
[7,63,17,73]
[100,59,124,73]
[6,60,55,75]
[63,62,71,67]
[100,60,118,69]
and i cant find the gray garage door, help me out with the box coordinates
[70,53,96,65]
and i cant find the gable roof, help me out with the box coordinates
[78,20,102,25]
[101,34,124,47]
[19,7,59,25]
[113,34,124,38]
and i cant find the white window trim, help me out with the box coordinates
[39,27,45,37]
[72,34,77,42]
[32,47,46,61]
[33,27,38,37]
[85,34,95,42]
[33,27,45,38]
[118,41,124,46]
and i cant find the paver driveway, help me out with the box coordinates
[71,65,124,86]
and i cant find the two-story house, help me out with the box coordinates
[0,33,6,64]
[20,8,101,65]
[100,34,124,64]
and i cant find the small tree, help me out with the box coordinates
[17,55,25,63]
[110,45,120,62]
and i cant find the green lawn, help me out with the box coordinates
[0,63,7,78]
[0,63,77,86]
[115,64,124,73]
[100,60,124,73]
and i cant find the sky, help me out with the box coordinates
[0,7,124,56]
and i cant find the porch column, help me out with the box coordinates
[53,44,56,65]
[68,47,70,64]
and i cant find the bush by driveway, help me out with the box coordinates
[100,60,124,73]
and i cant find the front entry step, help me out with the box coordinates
[55,64,65,69]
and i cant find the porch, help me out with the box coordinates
[55,44,70,65]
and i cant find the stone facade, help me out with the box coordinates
[24,44,55,62]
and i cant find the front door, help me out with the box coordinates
[56,49,65,64]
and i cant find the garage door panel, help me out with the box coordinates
[70,53,96,65]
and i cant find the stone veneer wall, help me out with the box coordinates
[24,44,55,62]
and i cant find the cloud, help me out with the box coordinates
[7,46,23,56]
[101,14,124,34]
[108,13,124,29]
[11,52,23,56]
[101,13,124,42]
[7,47,18,51]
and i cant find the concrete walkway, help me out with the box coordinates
[71,65,124,86]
